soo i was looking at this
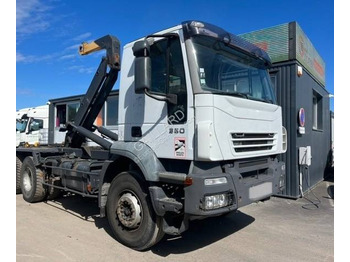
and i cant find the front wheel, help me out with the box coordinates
[106,171,164,250]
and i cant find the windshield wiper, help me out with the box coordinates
[202,87,250,99]
[211,90,249,99]
[247,96,274,104]
[230,92,249,99]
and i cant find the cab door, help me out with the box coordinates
[121,31,194,160]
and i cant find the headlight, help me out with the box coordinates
[203,192,233,210]
[204,177,227,186]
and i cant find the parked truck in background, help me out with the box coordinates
[16,104,49,147]
[16,21,287,250]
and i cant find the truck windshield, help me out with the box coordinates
[192,35,276,104]
[16,119,28,132]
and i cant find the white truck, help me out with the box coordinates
[16,21,287,250]
[16,105,49,147]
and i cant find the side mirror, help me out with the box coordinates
[132,40,151,94]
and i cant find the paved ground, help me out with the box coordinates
[16,180,334,262]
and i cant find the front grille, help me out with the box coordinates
[231,133,276,153]
[241,168,269,179]
[239,158,268,168]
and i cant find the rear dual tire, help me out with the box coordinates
[19,156,62,202]
[20,156,47,203]
[16,156,23,194]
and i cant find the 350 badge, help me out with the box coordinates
[169,128,185,134]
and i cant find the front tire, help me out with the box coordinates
[106,171,164,250]
[20,156,46,203]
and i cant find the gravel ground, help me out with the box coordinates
[16,180,334,262]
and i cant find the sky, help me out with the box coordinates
[15,0,334,111]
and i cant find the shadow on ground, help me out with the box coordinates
[44,193,114,238]
[151,211,254,256]
[44,193,254,255]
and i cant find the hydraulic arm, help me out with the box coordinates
[64,35,121,149]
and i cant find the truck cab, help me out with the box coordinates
[120,21,287,161]
[16,105,49,147]
[118,21,287,213]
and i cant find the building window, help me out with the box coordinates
[106,96,118,126]
[312,90,323,130]
[56,104,66,127]
[269,73,277,96]
[55,102,80,127]
[67,102,80,122]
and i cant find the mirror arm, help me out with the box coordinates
[144,89,167,102]
[165,93,177,105]
[144,89,177,105]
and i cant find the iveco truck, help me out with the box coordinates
[16,21,287,250]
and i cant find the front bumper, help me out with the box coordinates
[184,157,285,217]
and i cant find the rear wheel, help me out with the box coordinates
[16,156,23,194]
[106,171,164,250]
[46,177,62,200]
[20,157,47,203]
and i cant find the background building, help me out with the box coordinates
[240,21,332,198]
[48,90,119,145]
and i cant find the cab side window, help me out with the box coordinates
[150,39,167,94]
[150,37,187,124]
[29,119,43,131]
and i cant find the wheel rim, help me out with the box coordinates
[116,191,142,229]
[22,168,33,192]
